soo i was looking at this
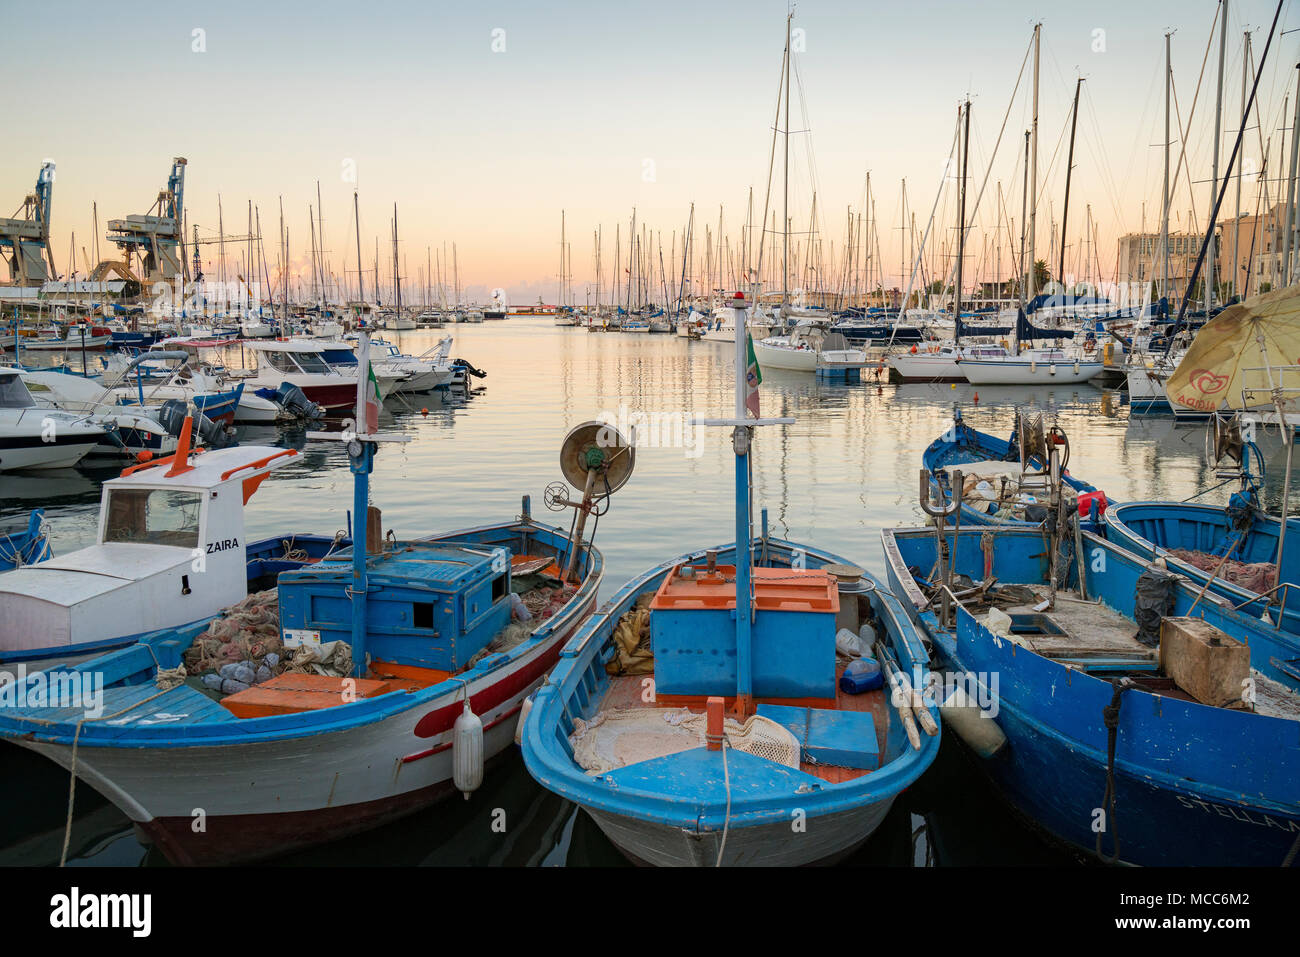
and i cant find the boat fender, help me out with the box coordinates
[453,699,484,799]
[1073,360,1080,374]
[1049,363,1057,376]
[939,686,1006,758]
[514,692,535,746]
[1030,360,1037,373]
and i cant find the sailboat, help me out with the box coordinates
[520,290,939,865]
[750,16,868,378]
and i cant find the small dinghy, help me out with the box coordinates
[923,407,1105,531]
[883,435,1300,865]
[521,292,939,866]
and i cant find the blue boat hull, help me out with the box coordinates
[882,524,1300,866]
[522,537,941,866]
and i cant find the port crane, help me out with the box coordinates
[0,161,56,285]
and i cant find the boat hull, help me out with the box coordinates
[959,358,1103,385]
[587,795,895,866]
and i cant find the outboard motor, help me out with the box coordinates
[273,382,325,420]
[451,358,487,385]
[158,399,236,449]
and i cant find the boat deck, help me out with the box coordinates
[993,585,1300,721]
[595,661,892,784]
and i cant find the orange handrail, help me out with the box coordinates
[221,448,298,481]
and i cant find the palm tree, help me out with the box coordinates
[1033,259,1051,293]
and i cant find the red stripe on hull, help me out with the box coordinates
[143,776,463,865]
[412,597,592,739]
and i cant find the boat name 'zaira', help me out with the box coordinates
[205,538,240,553]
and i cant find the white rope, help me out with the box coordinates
[714,736,732,867]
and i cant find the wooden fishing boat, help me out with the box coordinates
[521,291,939,866]
[882,521,1300,865]
[0,424,331,672]
[521,536,939,865]
[0,337,616,864]
[922,407,1104,530]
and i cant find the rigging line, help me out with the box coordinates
[890,116,960,347]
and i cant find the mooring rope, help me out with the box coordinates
[1095,677,1132,864]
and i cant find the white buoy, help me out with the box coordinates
[453,699,484,799]
[939,686,1007,758]
[514,692,535,746]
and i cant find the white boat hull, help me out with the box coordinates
[587,794,896,866]
[959,358,1103,385]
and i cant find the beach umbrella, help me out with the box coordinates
[1166,284,1300,583]
[1165,285,1300,416]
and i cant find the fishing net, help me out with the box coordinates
[605,594,654,676]
[569,707,801,775]
[1167,548,1278,595]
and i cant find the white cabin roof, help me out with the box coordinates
[245,338,330,353]
[107,444,298,491]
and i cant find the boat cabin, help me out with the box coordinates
[0,444,296,647]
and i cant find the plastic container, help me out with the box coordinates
[1077,489,1109,517]
[839,656,884,694]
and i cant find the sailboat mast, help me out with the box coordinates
[1059,78,1083,295]
[1027,22,1040,300]
[354,191,364,304]
[1162,32,1172,303]
[783,12,792,308]
[392,204,401,315]
[1207,0,1228,311]
[955,100,970,344]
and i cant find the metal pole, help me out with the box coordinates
[734,293,753,715]
[1282,66,1300,286]
[1207,1,1228,312]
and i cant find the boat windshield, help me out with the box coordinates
[0,373,35,409]
[102,487,203,548]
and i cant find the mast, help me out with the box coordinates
[1027,22,1040,301]
[1232,31,1250,299]
[1170,32,1180,302]
[783,11,792,309]
[1284,66,1300,286]
[1059,78,1083,298]
[955,100,970,345]
[1207,0,1228,311]
[392,204,401,315]
[354,191,364,305]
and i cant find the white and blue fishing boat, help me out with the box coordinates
[521,292,940,866]
[0,509,51,571]
[0,419,331,672]
[884,517,1300,865]
[0,336,613,864]
[922,407,1106,531]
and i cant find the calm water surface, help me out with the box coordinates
[2,320,1289,866]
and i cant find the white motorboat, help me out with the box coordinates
[754,322,869,375]
[246,339,403,413]
[0,368,107,471]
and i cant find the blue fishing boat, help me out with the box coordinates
[0,509,51,571]
[922,407,1105,530]
[521,291,940,866]
[0,337,614,864]
[1105,417,1300,636]
[882,519,1300,866]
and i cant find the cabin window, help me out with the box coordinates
[264,351,298,374]
[294,353,333,374]
[103,488,203,548]
[413,602,434,629]
[0,374,35,409]
[492,574,508,603]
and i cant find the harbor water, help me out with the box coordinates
[3,320,1293,867]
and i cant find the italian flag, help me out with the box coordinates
[745,332,761,418]
[363,361,381,433]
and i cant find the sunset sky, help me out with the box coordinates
[4,0,1299,303]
